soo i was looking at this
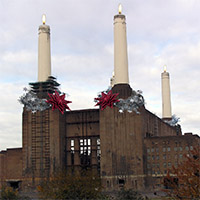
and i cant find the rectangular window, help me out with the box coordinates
[79,138,91,156]
[168,162,171,167]
[179,147,183,151]
[97,138,101,157]
[167,147,170,152]
[147,148,150,153]
[156,155,159,160]
[163,154,166,160]
[156,148,159,153]
[163,162,166,168]
[174,147,177,151]
[147,155,151,160]
[70,139,75,165]
[185,146,189,151]
[190,146,193,150]
[179,154,182,159]
[163,147,166,152]
[70,139,75,153]
[152,155,155,160]
[151,148,154,152]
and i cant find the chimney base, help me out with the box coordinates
[112,83,132,99]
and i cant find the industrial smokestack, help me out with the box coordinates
[161,66,172,120]
[38,14,51,82]
[113,4,129,85]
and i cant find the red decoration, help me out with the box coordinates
[46,91,72,114]
[95,90,119,110]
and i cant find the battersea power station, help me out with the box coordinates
[0,5,199,194]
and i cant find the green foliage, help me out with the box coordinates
[38,169,103,199]
[0,186,19,200]
[117,188,147,200]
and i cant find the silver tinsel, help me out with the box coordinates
[164,115,180,126]
[95,87,145,114]
[115,90,145,114]
[18,88,50,113]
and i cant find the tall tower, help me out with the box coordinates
[112,4,132,99]
[114,4,129,85]
[22,15,65,190]
[38,14,51,82]
[161,66,172,120]
[100,5,145,191]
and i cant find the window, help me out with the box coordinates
[151,148,154,152]
[70,139,75,153]
[163,162,167,168]
[190,146,193,150]
[80,138,92,167]
[156,148,159,153]
[167,147,171,152]
[163,154,166,160]
[147,148,150,153]
[186,146,189,151]
[179,147,183,151]
[70,139,75,165]
[147,164,150,169]
[147,155,151,160]
[156,163,160,168]
[80,139,91,155]
[175,154,178,159]
[179,154,182,159]
[97,138,101,157]
[163,147,166,152]
[152,155,155,160]
[107,180,110,187]
[174,147,177,151]
[168,162,171,167]
[118,179,125,185]
[156,155,159,160]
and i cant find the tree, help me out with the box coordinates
[0,186,19,200]
[163,147,200,200]
[37,169,103,199]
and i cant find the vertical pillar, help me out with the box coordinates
[161,66,172,120]
[114,5,129,85]
[38,15,51,82]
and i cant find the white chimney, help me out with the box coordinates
[161,66,172,119]
[113,4,129,85]
[38,14,51,82]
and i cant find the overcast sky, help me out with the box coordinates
[0,0,199,151]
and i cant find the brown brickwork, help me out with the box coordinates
[0,84,199,194]
[0,148,22,189]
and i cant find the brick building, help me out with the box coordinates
[0,7,199,194]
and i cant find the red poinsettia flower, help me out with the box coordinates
[46,91,72,114]
[95,90,119,110]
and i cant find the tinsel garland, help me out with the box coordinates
[95,87,145,114]
[18,88,50,113]
[115,90,144,114]
[164,115,180,126]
